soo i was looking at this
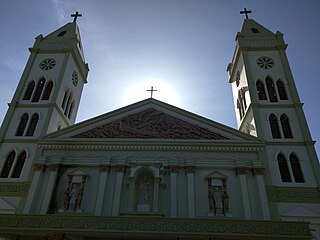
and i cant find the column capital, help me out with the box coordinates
[185,166,196,174]
[115,165,125,173]
[99,165,110,172]
[252,167,265,175]
[47,164,60,172]
[33,164,46,172]
[168,165,179,173]
[235,167,248,176]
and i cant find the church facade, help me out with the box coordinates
[0,13,319,240]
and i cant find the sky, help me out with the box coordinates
[0,0,319,156]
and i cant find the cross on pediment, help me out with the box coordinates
[146,86,158,98]
[71,11,82,22]
[240,8,252,19]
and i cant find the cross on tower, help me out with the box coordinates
[71,11,82,22]
[240,8,252,19]
[146,86,158,98]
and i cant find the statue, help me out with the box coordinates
[67,184,80,210]
[139,176,150,204]
[213,189,223,215]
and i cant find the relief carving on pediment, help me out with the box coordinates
[72,108,228,140]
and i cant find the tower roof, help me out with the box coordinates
[238,19,276,38]
[41,22,85,61]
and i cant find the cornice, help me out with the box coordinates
[39,141,265,152]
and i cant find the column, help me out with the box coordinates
[185,166,196,218]
[253,168,271,220]
[235,167,252,219]
[23,164,46,213]
[94,165,110,216]
[111,165,125,216]
[153,177,160,212]
[40,164,60,214]
[169,166,179,217]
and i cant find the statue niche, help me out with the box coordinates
[135,171,154,212]
[206,171,229,217]
[59,169,88,213]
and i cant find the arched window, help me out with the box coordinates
[266,77,278,102]
[26,113,39,136]
[289,154,304,183]
[61,90,70,110]
[68,101,75,119]
[256,80,267,100]
[277,153,292,182]
[41,81,53,100]
[11,151,26,178]
[237,100,243,119]
[276,80,288,100]
[0,151,16,178]
[269,114,281,138]
[64,92,73,115]
[241,89,247,110]
[16,113,29,136]
[23,81,35,100]
[280,114,293,138]
[32,78,46,102]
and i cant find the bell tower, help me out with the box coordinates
[227,11,320,226]
[0,13,89,183]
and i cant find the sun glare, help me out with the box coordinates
[122,79,181,107]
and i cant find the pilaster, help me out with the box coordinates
[252,167,270,220]
[235,167,252,219]
[185,166,196,218]
[94,165,110,216]
[111,165,125,216]
[169,165,179,217]
[40,164,60,214]
[23,164,46,213]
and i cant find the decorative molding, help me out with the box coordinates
[0,214,311,238]
[267,186,320,203]
[72,108,228,140]
[0,183,29,194]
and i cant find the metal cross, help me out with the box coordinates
[146,86,158,98]
[240,8,252,19]
[71,11,82,22]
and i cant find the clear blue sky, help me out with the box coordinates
[0,0,319,156]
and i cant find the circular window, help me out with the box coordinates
[39,58,56,70]
[257,56,274,69]
[72,71,78,86]
[236,71,240,87]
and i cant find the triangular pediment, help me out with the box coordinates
[72,108,228,140]
[44,99,261,143]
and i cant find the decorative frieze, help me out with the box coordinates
[267,186,320,203]
[235,167,248,175]
[168,165,179,173]
[0,183,29,194]
[0,214,311,238]
[115,165,125,173]
[252,167,265,175]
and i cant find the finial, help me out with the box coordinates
[71,11,82,22]
[146,86,158,98]
[240,8,252,19]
